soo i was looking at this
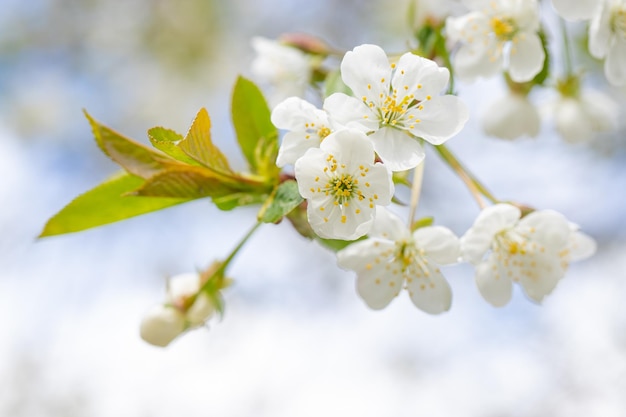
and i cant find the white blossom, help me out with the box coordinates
[323,44,468,172]
[271,97,338,167]
[482,90,540,140]
[446,0,545,82]
[588,0,626,85]
[551,0,598,21]
[461,204,596,306]
[294,129,393,241]
[251,36,311,106]
[550,88,618,143]
[337,207,460,313]
[140,273,215,347]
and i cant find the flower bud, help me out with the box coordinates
[140,305,185,347]
[482,91,540,140]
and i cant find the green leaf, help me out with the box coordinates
[258,180,304,223]
[129,166,240,199]
[213,192,269,211]
[179,108,233,175]
[411,216,434,232]
[324,69,353,97]
[148,127,202,166]
[39,173,189,237]
[85,111,178,179]
[231,76,279,179]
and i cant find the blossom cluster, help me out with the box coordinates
[133,0,612,347]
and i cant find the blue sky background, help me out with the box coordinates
[1,1,625,416]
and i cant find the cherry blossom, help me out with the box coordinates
[482,90,540,140]
[589,0,626,85]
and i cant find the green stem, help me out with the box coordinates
[432,144,498,207]
[560,19,573,77]
[408,160,425,227]
[195,221,262,298]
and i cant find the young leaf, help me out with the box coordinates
[39,173,189,237]
[213,192,269,211]
[130,166,242,199]
[231,76,279,178]
[178,108,233,175]
[258,180,304,223]
[85,111,179,178]
[148,127,202,165]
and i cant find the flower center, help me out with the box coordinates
[612,7,626,37]
[490,17,516,40]
[324,173,360,205]
[494,230,528,256]
[317,126,331,140]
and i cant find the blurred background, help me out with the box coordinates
[1,0,625,416]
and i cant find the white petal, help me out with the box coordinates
[566,231,597,262]
[294,147,327,198]
[271,96,325,130]
[461,204,521,264]
[276,131,322,166]
[140,305,186,347]
[323,93,378,132]
[369,127,425,171]
[360,163,395,206]
[588,1,612,59]
[337,238,394,271]
[369,206,411,241]
[605,36,626,86]
[167,273,201,301]
[474,255,513,307]
[482,92,540,140]
[551,0,597,21]
[508,32,545,82]
[517,210,570,251]
[320,129,375,165]
[186,293,215,326]
[581,89,618,132]
[413,226,460,265]
[392,52,449,100]
[307,195,375,240]
[408,95,469,145]
[554,98,593,143]
[406,263,452,314]
[340,44,391,100]
[518,251,564,303]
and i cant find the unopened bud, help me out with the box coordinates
[140,305,185,347]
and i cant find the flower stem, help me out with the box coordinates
[196,221,262,297]
[560,19,573,77]
[408,160,425,227]
[432,144,498,208]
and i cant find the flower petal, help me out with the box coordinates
[320,129,375,165]
[408,95,469,145]
[518,251,564,303]
[369,127,425,171]
[413,226,460,265]
[340,44,391,100]
[323,93,378,132]
[565,231,596,263]
[482,92,540,140]
[271,96,326,130]
[589,1,612,59]
[369,206,411,241]
[508,32,545,83]
[337,240,403,310]
[517,210,570,251]
[392,52,449,100]
[406,264,452,314]
[475,254,513,307]
[276,131,322,166]
[605,36,626,86]
[140,305,186,347]
[461,204,521,264]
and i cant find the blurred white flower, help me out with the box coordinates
[271,97,338,167]
[551,0,598,21]
[251,36,312,106]
[140,273,215,347]
[589,0,626,85]
[446,0,545,82]
[482,90,540,140]
[294,129,393,241]
[550,88,618,143]
[461,204,596,306]
[324,44,468,171]
[337,207,460,313]
[410,0,466,27]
